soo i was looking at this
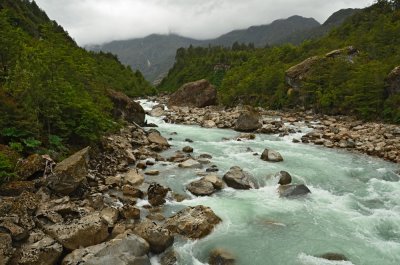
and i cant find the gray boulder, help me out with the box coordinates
[43,212,109,250]
[164,205,221,239]
[134,219,174,254]
[278,184,311,198]
[223,166,258,190]
[234,111,262,132]
[62,232,150,265]
[261,148,283,162]
[48,147,90,195]
[168,79,217,108]
[187,179,216,196]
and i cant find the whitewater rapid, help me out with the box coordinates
[139,100,400,265]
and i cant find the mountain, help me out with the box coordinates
[89,34,203,84]
[88,16,322,83]
[0,0,152,166]
[210,15,320,47]
[280,8,360,44]
[159,1,400,123]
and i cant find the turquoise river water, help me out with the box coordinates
[138,100,400,265]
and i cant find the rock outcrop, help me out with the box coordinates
[47,147,90,195]
[107,89,145,125]
[164,206,221,239]
[386,66,400,96]
[285,46,358,89]
[168,79,217,108]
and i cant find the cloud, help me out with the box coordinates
[35,0,373,45]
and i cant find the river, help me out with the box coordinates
[139,100,400,265]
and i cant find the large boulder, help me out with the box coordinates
[386,66,400,96]
[186,179,216,196]
[47,147,90,195]
[43,212,109,250]
[261,148,283,162]
[278,184,311,198]
[11,230,63,265]
[62,232,150,265]
[107,89,145,125]
[164,205,221,239]
[134,219,174,254]
[147,130,169,147]
[168,79,217,108]
[223,166,258,190]
[234,110,262,132]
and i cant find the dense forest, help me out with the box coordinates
[159,0,400,123]
[0,0,153,182]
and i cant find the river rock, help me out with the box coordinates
[15,154,46,180]
[0,220,28,241]
[101,207,119,227]
[148,130,169,147]
[178,159,202,169]
[182,146,194,153]
[148,183,169,206]
[203,120,216,128]
[12,230,63,265]
[168,79,217,108]
[124,169,144,186]
[47,147,90,195]
[107,89,145,125]
[164,205,221,239]
[134,219,174,254]
[62,232,150,265]
[160,249,178,265]
[209,248,236,265]
[0,233,13,264]
[223,166,257,190]
[278,184,311,198]
[121,205,141,220]
[261,148,284,162]
[43,212,109,250]
[319,252,348,261]
[234,111,262,132]
[186,179,216,196]
[150,106,165,117]
[202,175,224,189]
[275,171,292,185]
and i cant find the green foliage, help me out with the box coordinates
[160,1,400,123]
[0,152,16,184]
[0,1,153,155]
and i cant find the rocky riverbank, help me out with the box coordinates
[148,95,400,164]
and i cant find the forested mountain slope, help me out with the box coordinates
[159,0,400,123]
[0,0,153,181]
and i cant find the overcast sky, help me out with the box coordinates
[35,0,373,46]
